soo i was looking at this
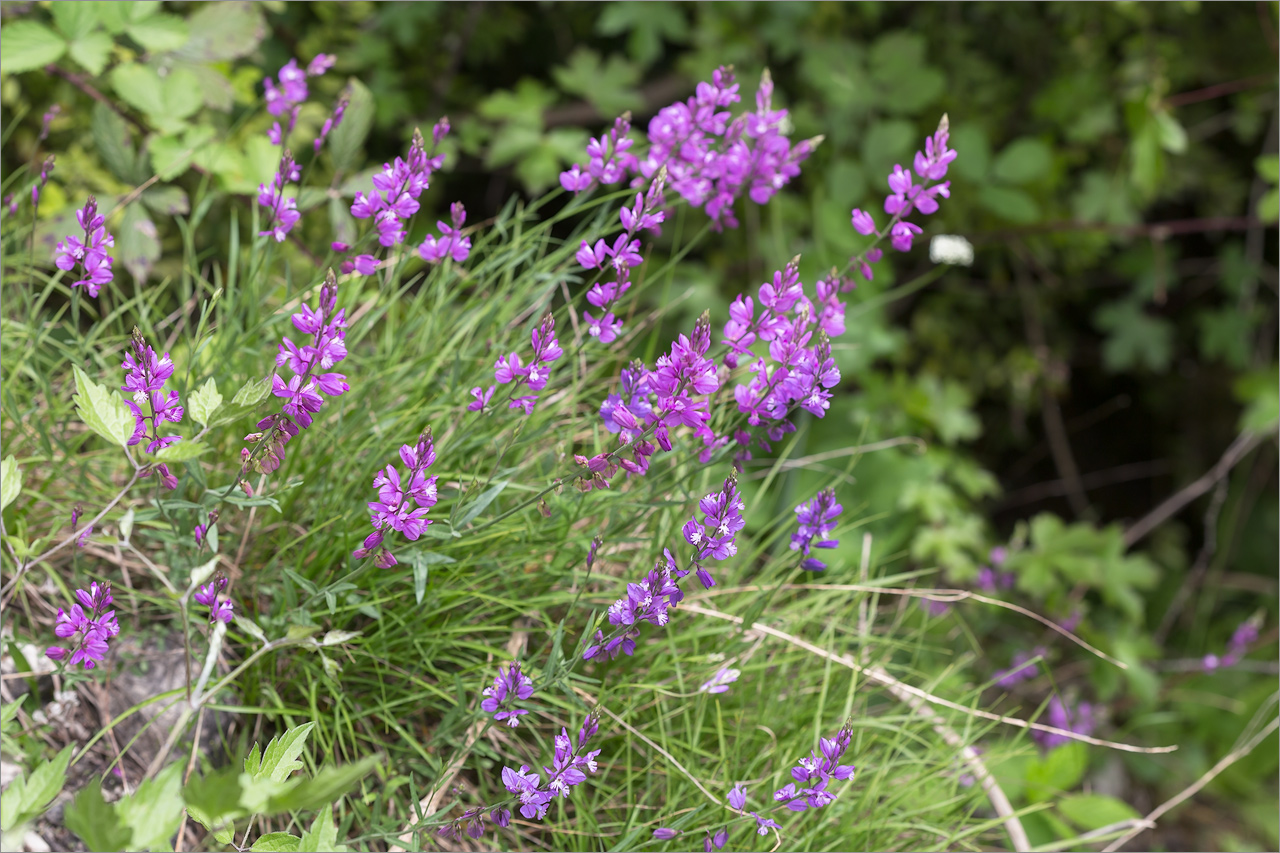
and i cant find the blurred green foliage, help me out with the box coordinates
[2,1,1277,850]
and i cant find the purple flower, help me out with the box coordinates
[699,667,740,695]
[54,196,115,297]
[352,122,448,249]
[500,712,601,820]
[353,428,439,567]
[994,647,1044,688]
[121,329,184,466]
[468,385,495,412]
[584,558,685,661]
[752,814,782,835]
[653,828,680,840]
[708,829,728,851]
[679,474,745,588]
[791,488,842,571]
[47,582,118,670]
[315,89,350,153]
[976,566,1016,591]
[258,150,302,242]
[1032,697,1097,750]
[418,202,471,263]
[850,208,876,235]
[1203,619,1262,671]
[491,313,562,414]
[727,783,747,811]
[772,723,856,813]
[193,575,234,624]
[480,661,535,727]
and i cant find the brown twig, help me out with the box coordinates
[1123,431,1269,548]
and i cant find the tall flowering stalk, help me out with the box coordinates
[679,473,746,589]
[472,313,563,415]
[352,428,439,568]
[480,661,535,727]
[46,582,119,670]
[258,150,302,243]
[584,557,685,661]
[54,195,115,297]
[122,327,184,490]
[772,723,856,811]
[849,115,956,280]
[418,201,471,264]
[264,54,335,145]
[242,272,348,480]
[790,488,842,571]
[500,712,602,820]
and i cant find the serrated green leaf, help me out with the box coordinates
[64,779,131,852]
[552,48,641,117]
[2,745,73,831]
[110,63,202,131]
[153,439,209,463]
[256,722,316,784]
[150,124,216,180]
[96,1,161,34]
[1094,299,1173,373]
[51,3,102,40]
[1025,742,1087,802]
[1,456,21,512]
[243,743,262,776]
[232,376,273,407]
[92,101,142,184]
[251,832,301,852]
[125,13,188,52]
[188,378,223,427]
[72,365,134,448]
[183,766,247,834]
[117,762,184,851]
[264,755,378,814]
[68,32,113,76]
[118,204,160,283]
[141,185,190,216]
[0,21,68,74]
[328,78,374,171]
[297,804,344,853]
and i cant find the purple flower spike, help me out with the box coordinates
[353,427,439,568]
[994,647,1045,688]
[727,783,747,811]
[480,661,536,727]
[772,722,855,812]
[258,150,302,242]
[352,127,444,249]
[791,488,842,571]
[500,713,601,821]
[1032,696,1097,750]
[121,328,184,470]
[418,201,471,263]
[194,576,234,625]
[681,473,745,588]
[47,582,119,670]
[491,313,562,414]
[653,828,680,840]
[55,195,115,297]
[699,666,740,695]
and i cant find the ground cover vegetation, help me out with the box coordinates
[0,2,1277,851]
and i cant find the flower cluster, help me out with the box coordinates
[193,575,234,624]
[481,661,535,727]
[418,201,471,264]
[121,328,184,489]
[314,88,349,153]
[193,510,218,550]
[264,54,335,145]
[501,713,601,820]
[584,557,684,661]
[46,582,119,670]
[258,150,302,243]
[562,68,816,231]
[680,474,745,588]
[435,807,510,842]
[242,274,348,478]
[976,545,1015,591]
[54,195,115,297]
[994,646,1045,688]
[32,154,54,209]
[591,313,719,482]
[352,429,439,568]
[576,176,667,344]
[1032,696,1097,750]
[791,488,842,571]
[725,261,843,434]
[344,120,448,273]
[472,313,562,415]
[850,115,956,280]
[1203,619,1260,672]
[699,666,740,695]
[772,723,856,812]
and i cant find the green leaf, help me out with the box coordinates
[477,79,555,128]
[1,455,21,512]
[1257,154,1280,184]
[233,615,267,644]
[595,1,687,65]
[117,762,185,851]
[1025,742,1087,802]
[252,832,301,852]
[117,204,160,283]
[992,138,1053,185]
[405,551,455,605]
[67,32,114,76]
[232,376,273,407]
[72,365,134,448]
[125,13,188,53]
[1094,299,1173,373]
[150,125,217,181]
[109,63,202,130]
[1154,110,1187,155]
[1258,187,1279,225]
[1058,794,1139,831]
[141,185,190,216]
[51,3,102,39]
[264,756,379,814]
[175,1,266,61]
[552,48,641,117]
[455,481,509,528]
[1197,308,1253,369]
[152,440,210,463]
[64,780,132,852]
[297,804,344,853]
[96,1,161,34]
[92,102,142,184]
[0,21,68,74]
[2,744,74,831]
[256,722,316,784]
[184,766,248,835]
[118,507,135,541]
[1234,367,1280,433]
[189,378,223,427]
[328,78,374,171]
[868,31,944,114]
[243,742,262,776]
